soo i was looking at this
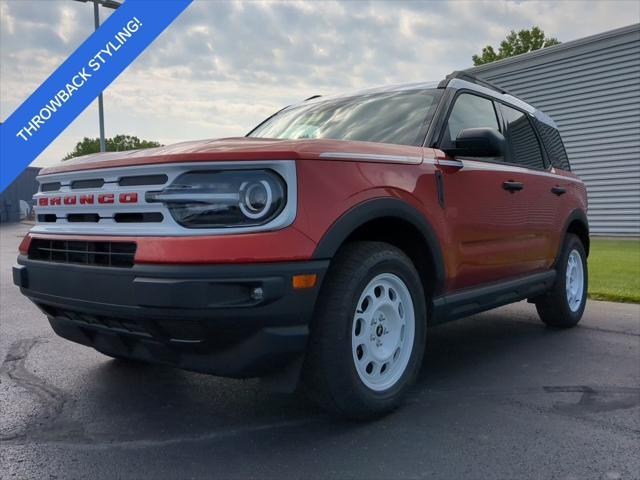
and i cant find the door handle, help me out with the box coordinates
[551,186,567,196]
[502,180,524,192]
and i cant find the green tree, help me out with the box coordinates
[63,134,163,160]
[472,27,560,66]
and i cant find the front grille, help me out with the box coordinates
[37,214,57,223]
[119,174,168,186]
[114,212,164,223]
[71,179,104,189]
[32,161,294,236]
[28,239,136,268]
[41,182,61,192]
[35,213,164,223]
[67,213,100,223]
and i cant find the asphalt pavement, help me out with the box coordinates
[1,222,639,480]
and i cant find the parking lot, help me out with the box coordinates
[1,222,639,480]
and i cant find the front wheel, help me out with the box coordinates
[303,241,427,419]
[535,233,588,328]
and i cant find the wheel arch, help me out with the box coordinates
[560,209,590,259]
[312,198,446,297]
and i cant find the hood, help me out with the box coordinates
[40,137,426,175]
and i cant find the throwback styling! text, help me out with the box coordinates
[15,17,142,143]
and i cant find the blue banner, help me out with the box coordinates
[0,0,192,192]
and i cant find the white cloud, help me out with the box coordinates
[0,0,638,167]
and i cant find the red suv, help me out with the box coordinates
[14,72,589,418]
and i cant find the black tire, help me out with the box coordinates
[303,241,427,419]
[535,233,588,328]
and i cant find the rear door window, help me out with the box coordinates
[501,105,545,170]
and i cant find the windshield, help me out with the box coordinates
[248,89,442,146]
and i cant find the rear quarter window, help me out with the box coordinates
[501,104,545,170]
[535,120,571,171]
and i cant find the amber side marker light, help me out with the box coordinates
[292,274,317,289]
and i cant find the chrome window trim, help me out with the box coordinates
[446,78,558,129]
[31,160,297,236]
[423,156,583,184]
[319,152,422,164]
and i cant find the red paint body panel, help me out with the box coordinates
[433,151,586,289]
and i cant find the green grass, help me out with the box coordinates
[588,239,640,303]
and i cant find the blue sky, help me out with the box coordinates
[1,0,638,166]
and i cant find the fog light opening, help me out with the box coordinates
[250,287,264,301]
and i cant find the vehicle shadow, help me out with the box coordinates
[419,306,556,386]
[57,304,560,443]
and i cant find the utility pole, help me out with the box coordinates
[94,2,106,152]
[73,0,121,152]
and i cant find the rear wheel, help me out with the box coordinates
[535,234,588,328]
[303,241,427,419]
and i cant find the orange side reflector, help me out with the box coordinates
[292,274,317,289]
[18,234,32,254]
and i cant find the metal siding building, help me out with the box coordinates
[468,24,640,236]
[0,167,40,223]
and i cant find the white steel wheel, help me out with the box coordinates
[303,241,427,418]
[351,273,416,391]
[566,249,584,312]
[535,234,587,329]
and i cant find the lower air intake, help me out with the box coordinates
[28,239,136,268]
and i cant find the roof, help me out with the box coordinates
[290,75,557,128]
[299,80,440,106]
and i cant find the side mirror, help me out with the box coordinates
[443,128,505,158]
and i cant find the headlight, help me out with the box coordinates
[146,170,286,228]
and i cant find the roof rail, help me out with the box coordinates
[438,71,510,95]
[304,95,322,101]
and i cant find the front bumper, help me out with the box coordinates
[14,256,328,377]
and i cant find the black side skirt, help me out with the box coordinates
[431,270,556,324]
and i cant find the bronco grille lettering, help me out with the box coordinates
[37,192,138,206]
[119,192,138,203]
[79,194,94,204]
[98,193,115,204]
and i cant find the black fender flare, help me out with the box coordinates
[312,197,446,295]
[555,209,590,264]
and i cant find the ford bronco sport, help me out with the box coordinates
[14,72,589,419]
